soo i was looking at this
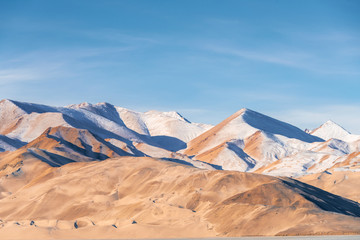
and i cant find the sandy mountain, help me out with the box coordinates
[298,150,360,202]
[1,100,360,238]
[0,156,360,239]
[0,126,138,178]
[184,108,323,171]
[0,125,215,178]
[3,100,359,178]
[300,168,360,203]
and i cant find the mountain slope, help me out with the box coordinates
[0,99,211,155]
[1,100,360,238]
[310,120,360,152]
[0,135,25,152]
[0,156,360,239]
[300,169,360,203]
[311,120,351,141]
[2,100,360,178]
[184,108,323,171]
[69,102,212,151]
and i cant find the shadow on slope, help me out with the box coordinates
[8,100,59,114]
[63,114,185,154]
[27,149,77,167]
[0,135,27,149]
[282,178,360,217]
[227,142,256,171]
[151,135,186,152]
[160,158,195,167]
[243,109,324,143]
[45,133,111,161]
[62,114,146,157]
[73,102,127,127]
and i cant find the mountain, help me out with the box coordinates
[310,120,360,151]
[0,135,25,152]
[2,100,359,178]
[0,99,211,154]
[0,156,360,239]
[184,108,324,172]
[1,99,360,238]
[0,99,216,172]
[311,120,351,141]
[68,102,212,151]
[300,168,360,203]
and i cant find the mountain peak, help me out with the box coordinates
[0,99,28,117]
[0,99,14,104]
[323,120,346,128]
[232,108,248,117]
[67,102,91,108]
[310,120,350,141]
[164,111,191,123]
[95,102,115,108]
[210,108,323,144]
[1,99,58,114]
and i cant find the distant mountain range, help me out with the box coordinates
[1,99,359,177]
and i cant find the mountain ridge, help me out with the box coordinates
[1,99,359,178]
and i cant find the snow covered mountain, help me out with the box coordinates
[0,99,212,154]
[68,102,212,151]
[0,99,359,178]
[311,120,351,141]
[184,108,324,172]
[310,120,360,150]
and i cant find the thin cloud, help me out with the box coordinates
[0,46,133,85]
[0,68,41,85]
[290,30,360,43]
[76,29,161,45]
[205,45,299,66]
[204,44,360,76]
[204,18,243,26]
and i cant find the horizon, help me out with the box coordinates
[1,0,359,132]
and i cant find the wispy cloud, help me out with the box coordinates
[204,18,243,26]
[289,30,360,43]
[78,29,161,45]
[203,44,360,76]
[0,68,41,84]
[205,45,301,67]
[0,46,133,85]
[241,91,296,102]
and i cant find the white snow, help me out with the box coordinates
[1,99,359,178]
[311,120,351,141]
[0,99,212,156]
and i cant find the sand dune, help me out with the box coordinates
[0,156,360,239]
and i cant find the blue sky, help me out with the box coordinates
[1,0,360,132]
